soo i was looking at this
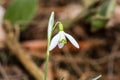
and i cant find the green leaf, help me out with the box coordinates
[98,0,116,18]
[4,0,37,30]
[90,0,116,31]
[106,0,116,18]
[91,18,108,31]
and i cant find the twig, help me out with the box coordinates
[0,63,9,80]
[64,48,83,75]
[3,21,44,80]
[107,36,120,80]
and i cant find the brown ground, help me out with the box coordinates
[0,0,120,80]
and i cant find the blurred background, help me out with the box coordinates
[0,0,120,80]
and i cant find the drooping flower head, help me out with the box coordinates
[49,22,79,51]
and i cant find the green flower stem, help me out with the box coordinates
[45,21,64,80]
[44,37,50,80]
[44,47,50,80]
[52,21,61,31]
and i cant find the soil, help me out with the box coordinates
[0,0,120,80]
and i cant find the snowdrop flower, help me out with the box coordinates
[49,23,79,51]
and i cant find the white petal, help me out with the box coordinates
[58,43,64,48]
[47,11,54,39]
[64,32,79,48]
[59,31,66,40]
[49,33,60,51]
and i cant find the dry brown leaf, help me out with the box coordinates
[58,4,82,20]
[106,5,120,28]
[21,39,105,57]
[56,69,70,80]
[22,40,47,53]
